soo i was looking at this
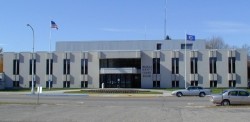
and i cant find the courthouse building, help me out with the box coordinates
[2,39,248,89]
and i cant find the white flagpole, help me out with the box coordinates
[185,32,187,89]
[49,22,52,90]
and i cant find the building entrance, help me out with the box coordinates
[100,74,141,88]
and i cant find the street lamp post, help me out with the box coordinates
[27,24,35,94]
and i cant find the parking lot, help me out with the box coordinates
[0,94,250,122]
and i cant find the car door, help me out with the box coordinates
[238,91,250,104]
[227,91,239,104]
[186,87,195,96]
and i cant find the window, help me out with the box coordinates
[228,57,236,73]
[153,58,160,74]
[81,81,88,88]
[46,81,53,88]
[181,44,193,50]
[191,81,198,86]
[13,59,20,75]
[153,81,160,88]
[172,80,179,88]
[229,80,236,87]
[190,58,198,74]
[63,81,70,88]
[156,43,162,50]
[238,91,249,96]
[29,59,36,75]
[29,81,36,88]
[210,80,217,88]
[13,81,20,87]
[46,59,53,75]
[81,59,88,74]
[172,58,179,74]
[209,57,217,74]
[228,91,238,96]
[63,59,70,74]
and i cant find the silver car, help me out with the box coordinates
[209,89,250,106]
[171,86,211,97]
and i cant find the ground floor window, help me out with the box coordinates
[190,80,198,86]
[63,81,70,88]
[210,80,217,88]
[153,80,160,88]
[172,80,179,88]
[46,81,53,88]
[13,81,20,87]
[81,81,88,88]
[29,81,36,88]
[229,80,236,88]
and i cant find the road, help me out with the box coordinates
[0,94,250,122]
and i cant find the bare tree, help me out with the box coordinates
[206,36,229,49]
[242,44,250,57]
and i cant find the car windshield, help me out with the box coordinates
[221,90,228,95]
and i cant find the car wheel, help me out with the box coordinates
[221,100,230,106]
[199,92,205,97]
[176,92,183,97]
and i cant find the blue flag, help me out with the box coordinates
[186,34,195,41]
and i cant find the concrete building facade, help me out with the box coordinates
[2,40,248,89]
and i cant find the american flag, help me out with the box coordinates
[51,21,58,30]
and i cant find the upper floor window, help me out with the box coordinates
[156,43,162,50]
[172,58,179,74]
[46,59,53,75]
[209,57,217,74]
[190,58,198,74]
[181,44,193,50]
[29,59,36,75]
[63,59,70,74]
[153,58,160,74]
[228,57,236,73]
[13,59,20,75]
[81,59,88,74]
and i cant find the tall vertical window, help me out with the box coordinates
[172,58,179,74]
[63,59,70,74]
[228,57,236,73]
[46,59,53,75]
[13,59,20,75]
[209,57,217,74]
[81,59,88,74]
[153,58,160,74]
[190,58,198,74]
[29,59,36,75]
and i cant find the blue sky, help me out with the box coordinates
[0,0,249,52]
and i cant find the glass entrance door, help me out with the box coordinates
[100,74,141,88]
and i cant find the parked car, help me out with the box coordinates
[171,86,211,97]
[209,89,250,106]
